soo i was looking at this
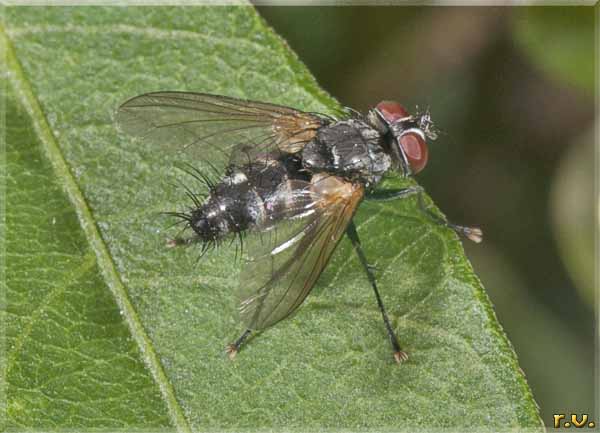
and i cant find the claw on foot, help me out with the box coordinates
[167,237,196,248]
[166,237,190,248]
[450,225,483,243]
[394,351,409,364]
[225,344,238,360]
[463,226,483,243]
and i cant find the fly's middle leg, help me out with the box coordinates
[346,221,408,364]
[368,186,483,243]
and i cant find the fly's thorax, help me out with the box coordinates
[303,119,391,185]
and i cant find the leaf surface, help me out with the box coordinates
[2,6,542,430]
[2,48,173,430]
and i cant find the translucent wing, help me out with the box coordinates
[239,175,365,330]
[115,91,326,169]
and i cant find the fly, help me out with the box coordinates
[116,92,482,364]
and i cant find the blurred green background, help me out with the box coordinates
[258,5,596,426]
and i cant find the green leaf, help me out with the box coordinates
[2,38,173,430]
[2,6,542,430]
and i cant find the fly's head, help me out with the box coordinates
[368,101,438,177]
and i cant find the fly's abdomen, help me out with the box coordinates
[186,157,304,244]
[188,170,257,243]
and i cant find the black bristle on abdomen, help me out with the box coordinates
[188,190,254,243]
[173,156,306,248]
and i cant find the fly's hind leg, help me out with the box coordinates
[367,186,483,243]
[226,329,252,360]
[346,221,408,364]
[166,236,201,248]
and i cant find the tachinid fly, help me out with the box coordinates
[116,92,482,364]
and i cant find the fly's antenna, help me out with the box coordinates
[415,105,439,141]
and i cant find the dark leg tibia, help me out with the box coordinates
[367,185,423,202]
[368,186,483,243]
[346,221,408,364]
[226,329,252,360]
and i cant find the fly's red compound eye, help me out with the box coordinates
[376,101,410,123]
[399,132,429,174]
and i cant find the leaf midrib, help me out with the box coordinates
[2,24,191,433]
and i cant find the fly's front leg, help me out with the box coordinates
[367,185,423,202]
[346,221,408,364]
[368,186,483,243]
